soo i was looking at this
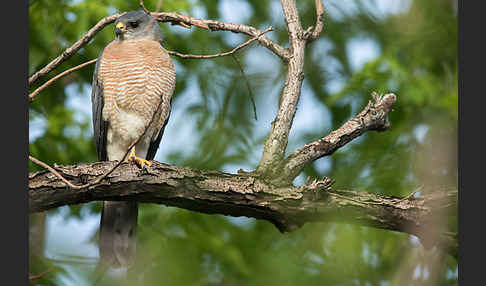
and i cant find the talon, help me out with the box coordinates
[131,157,152,169]
[126,146,152,168]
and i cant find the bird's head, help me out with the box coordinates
[114,10,162,42]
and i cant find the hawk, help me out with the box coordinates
[91,10,175,268]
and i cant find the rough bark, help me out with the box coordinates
[29,161,457,258]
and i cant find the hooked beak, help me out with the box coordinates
[115,22,126,36]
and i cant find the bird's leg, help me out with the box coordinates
[126,146,152,168]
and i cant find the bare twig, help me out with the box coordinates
[156,0,163,13]
[29,155,82,189]
[29,153,127,190]
[232,54,258,121]
[139,0,150,14]
[29,269,52,280]
[397,184,424,202]
[167,26,273,59]
[167,26,272,122]
[28,13,122,87]
[29,59,97,102]
[306,0,325,42]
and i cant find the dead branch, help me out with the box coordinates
[279,92,397,184]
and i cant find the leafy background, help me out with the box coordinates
[29,0,458,285]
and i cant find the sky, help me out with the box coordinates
[30,1,414,284]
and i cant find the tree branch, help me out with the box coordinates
[139,0,288,58]
[149,12,289,60]
[29,269,52,281]
[305,0,325,42]
[256,0,306,176]
[28,13,122,87]
[29,59,97,102]
[155,0,163,13]
[279,92,397,183]
[28,161,457,258]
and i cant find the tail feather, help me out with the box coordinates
[98,201,138,268]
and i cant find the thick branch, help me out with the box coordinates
[256,0,306,175]
[28,161,457,258]
[280,92,397,182]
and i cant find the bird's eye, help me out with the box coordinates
[129,21,139,28]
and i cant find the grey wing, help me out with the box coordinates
[146,107,171,161]
[91,47,109,161]
[146,43,175,161]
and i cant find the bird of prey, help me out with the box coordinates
[91,10,176,268]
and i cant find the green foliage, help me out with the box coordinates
[29,0,457,285]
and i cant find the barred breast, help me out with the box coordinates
[98,39,176,160]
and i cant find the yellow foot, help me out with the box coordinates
[129,156,152,169]
[126,146,152,168]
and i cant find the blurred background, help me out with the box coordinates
[29,0,458,285]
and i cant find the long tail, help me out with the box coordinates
[98,201,138,268]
